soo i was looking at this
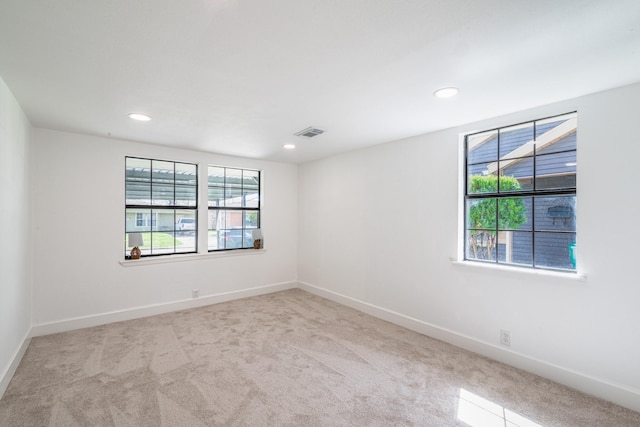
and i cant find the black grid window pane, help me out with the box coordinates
[535,113,577,151]
[534,232,576,269]
[467,166,497,195]
[208,210,223,251]
[208,187,225,207]
[535,151,577,191]
[243,188,259,207]
[175,185,197,207]
[126,208,152,233]
[152,184,174,206]
[466,199,497,230]
[499,122,534,161]
[464,112,577,271]
[151,231,175,255]
[225,187,243,207]
[534,196,576,232]
[498,231,533,266]
[466,229,497,262]
[175,163,197,184]
[244,211,259,229]
[498,197,532,231]
[467,131,498,165]
[175,209,196,253]
[242,231,254,248]
[226,169,243,187]
[125,158,151,205]
[125,157,197,259]
[152,161,174,182]
[151,209,173,232]
[500,157,534,192]
[126,184,150,205]
[208,167,225,186]
[208,166,261,252]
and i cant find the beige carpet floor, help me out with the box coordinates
[1,289,639,426]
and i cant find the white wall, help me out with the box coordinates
[298,82,640,410]
[31,129,298,328]
[0,76,32,394]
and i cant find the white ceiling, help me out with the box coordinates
[1,1,639,163]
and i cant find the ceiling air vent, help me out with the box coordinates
[294,126,326,139]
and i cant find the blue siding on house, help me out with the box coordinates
[499,125,533,159]
[502,157,534,182]
[537,156,577,190]
[467,125,536,165]
[468,120,574,166]
[535,119,571,138]
[535,120,564,137]
[497,232,532,265]
[503,149,576,178]
[534,196,576,231]
[468,134,498,164]
[501,130,577,183]
[468,132,576,188]
[535,232,576,269]
[533,195,575,269]
[496,232,575,269]
[467,162,492,178]
[537,130,576,154]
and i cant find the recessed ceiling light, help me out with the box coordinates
[283,144,296,150]
[128,113,152,121]
[433,87,459,98]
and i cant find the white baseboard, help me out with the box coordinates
[298,281,640,413]
[30,281,297,337]
[0,331,31,399]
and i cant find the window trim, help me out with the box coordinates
[125,156,199,259]
[462,112,577,272]
[207,165,261,252]
[119,247,266,267]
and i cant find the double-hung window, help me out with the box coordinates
[464,112,577,271]
[208,166,260,251]
[125,157,198,258]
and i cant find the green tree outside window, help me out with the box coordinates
[468,175,527,260]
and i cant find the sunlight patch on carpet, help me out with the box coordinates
[457,388,543,427]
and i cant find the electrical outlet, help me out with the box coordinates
[500,329,511,347]
[192,289,199,298]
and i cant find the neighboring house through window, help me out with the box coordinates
[208,166,260,251]
[464,112,577,270]
[135,212,157,228]
[125,157,198,258]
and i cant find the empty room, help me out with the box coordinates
[1,1,640,425]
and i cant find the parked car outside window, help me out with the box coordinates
[176,218,196,231]
[217,229,254,249]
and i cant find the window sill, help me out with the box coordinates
[120,249,266,267]
[450,259,586,280]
